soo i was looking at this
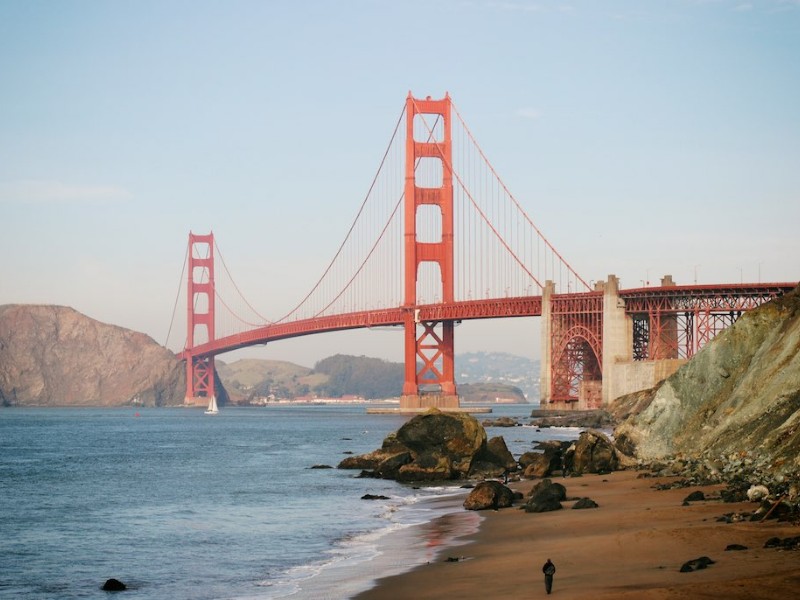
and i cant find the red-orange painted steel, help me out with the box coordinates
[185,232,216,401]
[180,298,543,359]
[403,93,457,398]
[621,283,793,360]
[549,292,603,403]
[178,100,797,405]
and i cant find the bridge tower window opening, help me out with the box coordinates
[413,112,444,143]
[416,204,443,243]
[414,156,444,189]
[417,261,443,306]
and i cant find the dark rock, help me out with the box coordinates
[524,496,563,513]
[524,478,566,513]
[684,490,706,502]
[375,451,413,479]
[764,536,800,549]
[395,451,453,482]
[521,445,564,479]
[725,544,748,551]
[356,470,381,478]
[396,409,484,476]
[467,459,506,480]
[463,480,515,511]
[572,497,599,509]
[361,494,390,500]
[338,432,411,472]
[101,578,127,591]
[482,416,519,427]
[310,464,333,469]
[529,409,616,429]
[480,436,518,471]
[679,556,715,572]
[566,430,619,475]
[340,408,514,482]
[528,478,567,501]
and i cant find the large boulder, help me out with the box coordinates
[463,480,515,510]
[520,442,565,478]
[339,408,508,482]
[522,453,554,478]
[566,430,619,474]
[337,432,410,471]
[461,435,516,479]
[524,478,566,513]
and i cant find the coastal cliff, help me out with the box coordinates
[613,284,800,478]
[0,304,185,406]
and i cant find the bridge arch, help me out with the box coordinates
[551,324,602,405]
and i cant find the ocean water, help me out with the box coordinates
[0,405,581,599]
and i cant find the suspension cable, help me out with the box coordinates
[273,103,407,323]
[411,97,543,289]
[164,241,189,349]
[214,241,273,324]
[450,99,591,291]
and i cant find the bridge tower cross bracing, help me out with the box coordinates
[401,93,459,410]
[184,232,217,406]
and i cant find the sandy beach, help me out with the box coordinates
[354,469,800,599]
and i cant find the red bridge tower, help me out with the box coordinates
[401,93,459,410]
[184,232,216,406]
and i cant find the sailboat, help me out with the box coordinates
[204,396,219,415]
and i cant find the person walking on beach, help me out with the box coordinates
[542,558,556,594]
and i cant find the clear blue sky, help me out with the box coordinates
[2,0,798,367]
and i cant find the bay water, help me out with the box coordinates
[0,404,581,599]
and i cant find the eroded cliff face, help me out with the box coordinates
[0,304,185,406]
[613,285,800,476]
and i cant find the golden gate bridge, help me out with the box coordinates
[167,93,796,411]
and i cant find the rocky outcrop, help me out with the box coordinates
[565,430,620,475]
[524,478,566,513]
[463,480,515,510]
[529,409,616,429]
[338,408,514,482]
[482,416,520,427]
[613,285,800,479]
[0,304,186,406]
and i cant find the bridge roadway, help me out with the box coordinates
[179,282,796,361]
[180,296,545,358]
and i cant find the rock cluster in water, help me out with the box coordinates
[338,408,516,481]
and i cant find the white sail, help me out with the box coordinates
[204,396,219,415]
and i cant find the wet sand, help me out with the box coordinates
[354,470,800,599]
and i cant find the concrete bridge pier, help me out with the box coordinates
[601,274,633,406]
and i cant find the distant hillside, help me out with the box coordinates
[0,305,185,406]
[456,351,539,401]
[217,352,535,404]
[458,382,526,404]
[217,358,325,403]
[313,354,404,399]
